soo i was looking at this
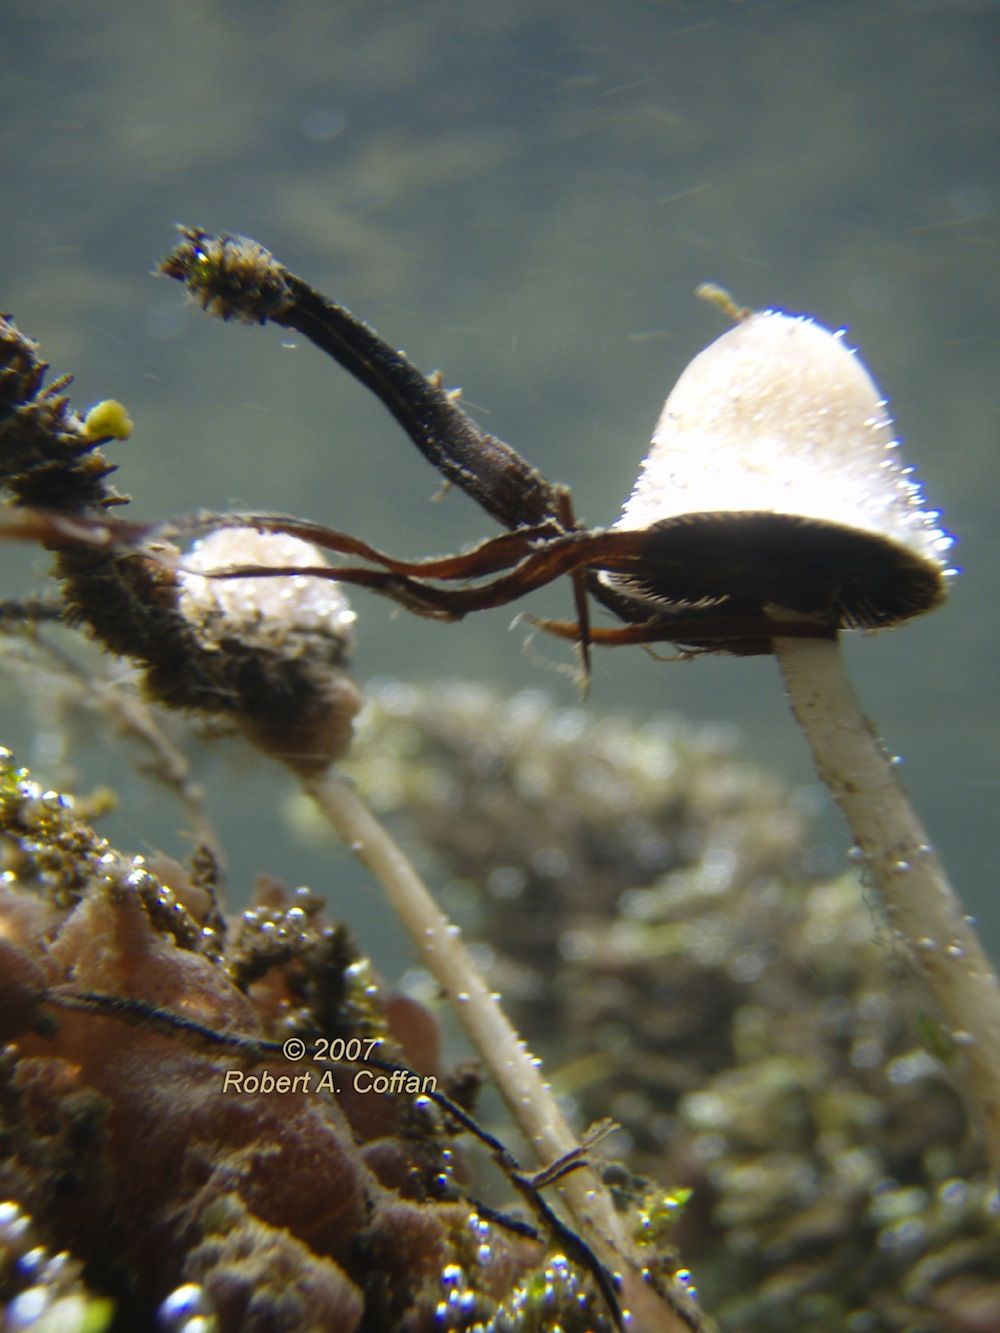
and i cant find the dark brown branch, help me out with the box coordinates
[159,228,564,531]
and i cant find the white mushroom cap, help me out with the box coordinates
[175,527,361,773]
[178,527,357,657]
[607,310,955,628]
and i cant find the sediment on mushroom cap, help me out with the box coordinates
[603,310,956,630]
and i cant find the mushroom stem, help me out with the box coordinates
[304,771,581,1166]
[303,769,694,1333]
[773,630,1000,1168]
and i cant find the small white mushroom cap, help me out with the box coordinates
[608,310,955,628]
[178,527,356,658]
[175,527,361,774]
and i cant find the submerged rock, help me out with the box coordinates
[0,747,584,1333]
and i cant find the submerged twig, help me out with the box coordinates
[159,227,561,533]
[305,772,693,1331]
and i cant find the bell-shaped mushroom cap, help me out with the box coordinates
[607,310,955,628]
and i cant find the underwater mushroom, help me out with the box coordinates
[151,234,1000,1176]
[605,300,1000,1169]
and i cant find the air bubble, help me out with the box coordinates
[15,1247,47,1280]
[6,1288,50,1329]
[41,1252,69,1283]
[179,1318,214,1333]
[159,1282,212,1324]
[0,1213,31,1248]
[938,1178,968,1207]
[674,1268,698,1297]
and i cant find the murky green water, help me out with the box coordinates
[2,0,998,958]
